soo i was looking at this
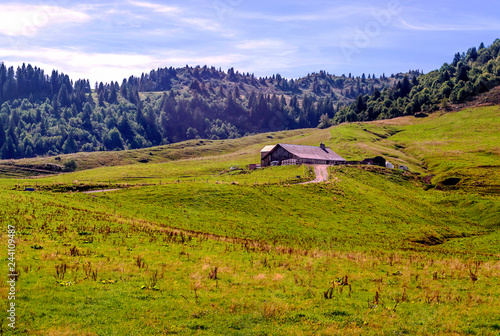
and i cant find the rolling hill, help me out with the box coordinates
[0,39,499,335]
[0,95,498,334]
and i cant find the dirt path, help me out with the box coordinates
[81,188,121,194]
[300,165,329,184]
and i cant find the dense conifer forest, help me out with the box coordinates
[0,39,499,159]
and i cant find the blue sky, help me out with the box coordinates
[0,0,498,84]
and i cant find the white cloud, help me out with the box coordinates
[0,4,90,37]
[127,0,225,34]
[0,47,156,82]
[235,39,298,60]
[237,5,394,23]
[0,46,246,83]
[398,18,500,31]
[128,1,180,13]
[236,39,287,50]
[181,17,221,32]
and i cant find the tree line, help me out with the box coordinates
[0,61,394,159]
[1,39,499,160]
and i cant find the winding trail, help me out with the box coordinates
[81,188,121,194]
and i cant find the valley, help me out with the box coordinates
[0,104,498,335]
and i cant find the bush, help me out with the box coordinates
[63,159,77,171]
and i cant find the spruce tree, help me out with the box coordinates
[120,79,127,97]
[108,84,118,103]
[401,76,411,97]
[457,63,469,82]
[1,125,18,159]
[0,121,5,149]
[62,132,78,154]
[58,84,70,107]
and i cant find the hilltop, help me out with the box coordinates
[0,61,400,160]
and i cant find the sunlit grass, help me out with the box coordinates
[0,189,498,335]
[0,106,498,335]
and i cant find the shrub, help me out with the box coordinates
[63,159,77,171]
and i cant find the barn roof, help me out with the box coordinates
[260,145,276,152]
[272,143,346,161]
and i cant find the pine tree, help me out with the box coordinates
[452,52,461,66]
[233,86,240,100]
[105,128,124,150]
[190,79,201,92]
[457,63,469,82]
[120,79,127,97]
[98,91,105,106]
[3,67,17,101]
[117,116,134,142]
[1,125,18,159]
[108,83,118,103]
[355,95,366,113]
[0,121,5,149]
[62,132,78,153]
[82,102,93,131]
[280,95,287,107]
[0,63,6,102]
[401,76,411,97]
[412,75,419,86]
[466,47,478,62]
[58,84,70,107]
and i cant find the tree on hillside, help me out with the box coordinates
[105,127,124,150]
[457,63,469,82]
[62,132,78,154]
[117,115,135,144]
[1,125,18,159]
[466,47,478,62]
[108,83,118,104]
[400,76,412,97]
[0,121,5,150]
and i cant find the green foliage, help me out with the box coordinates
[63,159,77,172]
[0,61,397,159]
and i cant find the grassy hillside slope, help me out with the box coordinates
[7,104,497,191]
[0,105,498,335]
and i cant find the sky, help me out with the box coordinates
[0,0,499,84]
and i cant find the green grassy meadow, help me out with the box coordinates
[0,106,499,335]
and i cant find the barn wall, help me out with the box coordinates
[262,146,295,166]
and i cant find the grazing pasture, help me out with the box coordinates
[0,106,498,335]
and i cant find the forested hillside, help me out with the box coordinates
[0,39,499,159]
[0,62,397,159]
[335,40,500,123]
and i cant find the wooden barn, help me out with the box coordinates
[260,143,346,167]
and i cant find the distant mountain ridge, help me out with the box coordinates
[0,38,498,160]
